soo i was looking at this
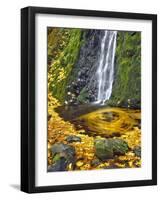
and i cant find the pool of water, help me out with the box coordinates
[56,105,141,138]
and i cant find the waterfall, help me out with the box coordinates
[96,30,117,105]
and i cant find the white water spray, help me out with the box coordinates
[96,30,117,104]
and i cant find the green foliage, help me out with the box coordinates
[109,32,141,107]
[48,28,82,102]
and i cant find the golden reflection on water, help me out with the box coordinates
[77,107,140,137]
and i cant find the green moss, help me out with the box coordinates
[48,28,82,102]
[109,32,141,107]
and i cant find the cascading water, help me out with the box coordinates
[96,30,117,105]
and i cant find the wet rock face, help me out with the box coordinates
[48,143,75,172]
[94,138,129,160]
[66,30,104,104]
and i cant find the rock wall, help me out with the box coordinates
[66,29,104,104]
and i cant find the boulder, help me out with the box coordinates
[109,138,129,155]
[133,146,141,157]
[94,138,129,160]
[50,143,76,170]
[51,143,75,157]
[94,139,114,160]
[91,158,101,166]
[66,135,81,143]
[48,157,68,172]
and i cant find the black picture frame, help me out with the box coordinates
[21,6,157,193]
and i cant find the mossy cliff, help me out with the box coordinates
[48,28,82,103]
[109,32,141,108]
